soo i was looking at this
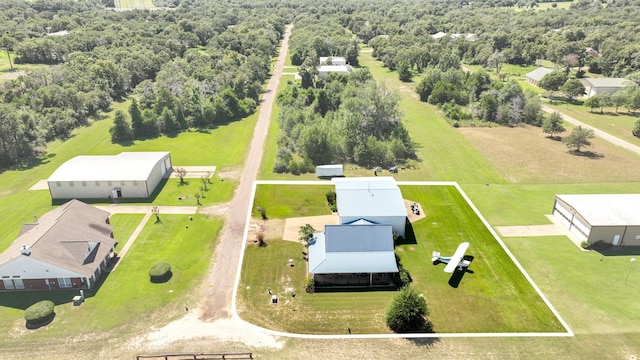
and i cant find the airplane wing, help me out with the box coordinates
[443,242,469,273]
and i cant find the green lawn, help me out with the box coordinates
[238,184,564,334]
[252,184,334,219]
[0,98,255,250]
[545,102,640,146]
[0,214,222,345]
[110,214,146,251]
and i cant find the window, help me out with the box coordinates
[69,181,75,187]
[58,278,72,288]
[56,181,61,187]
[82,181,87,187]
[2,278,14,290]
[12,277,24,290]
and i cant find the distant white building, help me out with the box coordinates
[47,152,172,200]
[431,31,447,40]
[317,65,351,80]
[578,78,631,98]
[525,67,554,87]
[332,177,407,237]
[319,56,347,66]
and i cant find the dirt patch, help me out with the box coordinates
[0,70,26,81]
[282,214,339,241]
[248,218,286,244]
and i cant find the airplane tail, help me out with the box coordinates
[431,251,440,262]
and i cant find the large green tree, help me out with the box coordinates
[110,110,134,142]
[385,286,430,333]
[563,126,595,152]
[542,112,566,139]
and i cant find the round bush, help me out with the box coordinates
[149,262,172,283]
[24,300,55,327]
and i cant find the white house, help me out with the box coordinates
[0,200,116,291]
[552,194,640,246]
[578,78,630,98]
[308,224,398,286]
[319,56,347,66]
[332,177,408,237]
[47,152,172,200]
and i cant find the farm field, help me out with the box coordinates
[238,184,564,334]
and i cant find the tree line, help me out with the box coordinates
[0,0,286,167]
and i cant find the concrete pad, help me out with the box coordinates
[496,224,566,237]
[166,166,216,179]
[282,214,339,241]
[29,179,49,190]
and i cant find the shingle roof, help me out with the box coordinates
[48,152,169,182]
[0,200,116,277]
[308,224,398,274]
[332,177,407,218]
[556,194,640,226]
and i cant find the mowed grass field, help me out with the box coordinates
[239,184,564,334]
[114,0,155,9]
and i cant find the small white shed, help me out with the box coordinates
[316,164,343,178]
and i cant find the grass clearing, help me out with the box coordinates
[252,184,334,219]
[0,214,222,345]
[458,124,640,184]
[545,101,640,146]
[238,184,564,334]
[109,214,146,251]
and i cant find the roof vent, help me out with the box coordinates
[20,245,31,256]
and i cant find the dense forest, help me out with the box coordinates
[1,0,640,168]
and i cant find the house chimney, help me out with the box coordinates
[20,245,31,256]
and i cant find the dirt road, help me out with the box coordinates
[200,25,292,320]
[541,105,640,156]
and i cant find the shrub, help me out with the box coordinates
[633,119,640,138]
[273,160,289,173]
[304,277,315,293]
[385,285,430,333]
[24,300,55,327]
[581,241,591,249]
[257,232,267,247]
[149,262,172,283]
[325,190,337,212]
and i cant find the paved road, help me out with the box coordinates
[541,105,640,156]
[200,25,293,320]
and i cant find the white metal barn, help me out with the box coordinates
[316,164,343,178]
[552,194,640,246]
[47,152,172,200]
[319,56,347,66]
[332,177,408,237]
[317,65,351,80]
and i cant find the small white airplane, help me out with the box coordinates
[432,242,471,273]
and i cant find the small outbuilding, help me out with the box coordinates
[552,194,640,246]
[332,177,408,237]
[308,224,398,286]
[578,78,631,98]
[316,164,343,178]
[525,67,554,87]
[0,200,116,291]
[47,152,172,200]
